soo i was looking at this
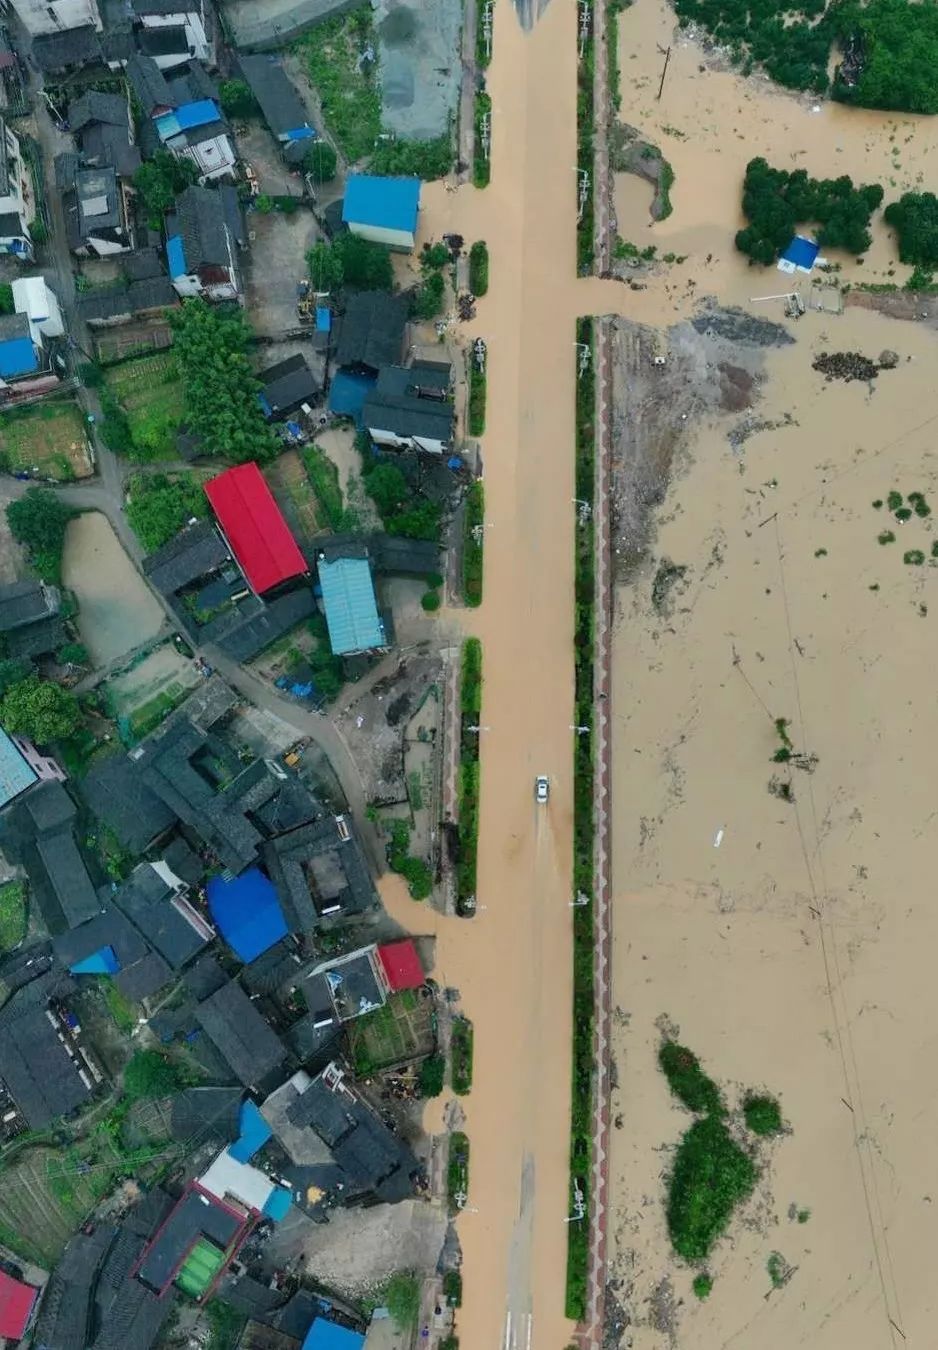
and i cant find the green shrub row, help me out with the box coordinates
[462,481,484,606]
[576,12,594,274]
[473,92,491,189]
[565,317,596,1320]
[468,362,486,436]
[451,1015,474,1094]
[468,240,489,296]
[455,639,482,914]
[447,1130,470,1213]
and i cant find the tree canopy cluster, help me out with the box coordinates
[306,232,394,293]
[674,0,938,109]
[168,301,278,462]
[6,489,74,583]
[736,157,883,264]
[883,191,938,267]
[125,472,209,553]
[1,673,80,744]
[133,151,198,229]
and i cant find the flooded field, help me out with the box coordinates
[612,0,938,308]
[63,513,164,666]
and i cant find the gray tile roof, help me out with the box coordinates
[33,25,101,72]
[263,816,378,933]
[194,980,287,1088]
[114,948,174,1001]
[138,25,189,58]
[169,1086,242,1146]
[174,184,241,272]
[0,972,92,1127]
[336,291,408,371]
[127,54,174,114]
[81,751,177,854]
[142,519,231,596]
[363,362,454,444]
[52,905,150,972]
[112,862,210,969]
[0,579,58,632]
[34,1227,115,1350]
[203,588,315,664]
[69,91,128,133]
[35,829,102,929]
[257,353,320,417]
[239,54,311,138]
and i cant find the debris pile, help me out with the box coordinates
[812,350,881,382]
[456,293,476,321]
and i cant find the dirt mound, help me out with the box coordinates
[812,350,881,382]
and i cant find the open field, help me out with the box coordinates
[346,989,434,1075]
[606,297,938,1349]
[0,399,92,480]
[105,643,200,745]
[103,354,184,460]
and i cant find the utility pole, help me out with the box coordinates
[656,46,671,100]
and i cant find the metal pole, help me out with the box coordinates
[656,46,671,100]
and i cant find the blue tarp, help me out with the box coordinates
[328,370,375,424]
[229,1100,273,1163]
[343,174,420,239]
[257,392,273,418]
[70,945,120,976]
[301,1321,365,1350]
[285,126,315,141]
[166,234,186,279]
[778,235,820,273]
[206,868,289,963]
[315,307,331,333]
[262,1186,292,1221]
[0,335,37,379]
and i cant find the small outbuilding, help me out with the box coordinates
[205,462,307,595]
[317,555,385,657]
[342,175,420,252]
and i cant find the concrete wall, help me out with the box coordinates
[347,221,415,252]
[217,0,358,52]
[8,0,100,35]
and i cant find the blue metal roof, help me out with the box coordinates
[0,335,37,379]
[261,1186,292,1221]
[0,728,36,807]
[70,945,120,976]
[342,175,420,236]
[328,370,374,423]
[318,557,384,656]
[206,868,288,963]
[301,1321,365,1350]
[166,233,186,279]
[315,307,331,333]
[229,1100,273,1163]
[779,234,820,272]
[285,126,315,142]
[155,99,219,141]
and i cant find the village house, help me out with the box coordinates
[166,182,244,301]
[342,174,420,251]
[0,118,35,262]
[3,0,100,35]
[56,157,133,258]
[128,54,235,181]
[238,53,315,163]
[363,360,454,455]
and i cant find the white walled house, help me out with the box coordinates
[362,361,454,456]
[134,0,214,66]
[128,55,235,183]
[2,0,101,35]
[0,119,35,263]
[342,174,420,252]
[166,184,244,302]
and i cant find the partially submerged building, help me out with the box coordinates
[342,176,420,252]
[363,361,454,455]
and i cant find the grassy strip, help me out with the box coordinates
[468,361,486,436]
[370,135,453,180]
[451,1015,474,1094]
[658,159,674,220]
[473,92,491,189]
[295,7,380,163]
[577,8,595,273]
[455,639,482,915]
[468,240,489,296]
[0,881,26,953]
[447,1131,470,1213]
[462,481,484,606]
[476,0,492,68]
[565,317,596,1320]
[302,444,345,530]
[607,0,628,112]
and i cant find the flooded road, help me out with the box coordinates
[63,512,164,664]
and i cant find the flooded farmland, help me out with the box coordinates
[63,513,164,665]
[604,2,938,1346]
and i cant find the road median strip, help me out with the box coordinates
[456,638,482,916]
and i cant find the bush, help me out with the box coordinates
[57,642,88,667]
[451,1015,473,1094]
[468,362,486,436]
[743,1094,783,1136]
[313,232,394,291]
[304,139,338,183]
[462,480,484,606]
[6,488,74,583]
[383,1273,420,1329]
[666,1116,758,1260]
[659,1041,724,1115]
[219,79,258,118]
[692,1273,713,1300]
[123,1049,184,1100]
[421,589,441,611]
[125,472,209,552]
[412,269,445,320]
[422,242,451,270]
[255,194,274,214]
[473,92,491,189]
[0,283,13,314]
[302,445,346,530]
[387,818,433,899]
[735,157,883,265]
[442,1269,462,1307]
[296,8,381,162]
[133,150,198,229]
[468,240,489,296]
[418,1053,445,1097]
[30,219,47,245]
[370,135,453,180]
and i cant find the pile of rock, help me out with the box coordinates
[812,350,882,382]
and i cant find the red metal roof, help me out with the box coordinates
[377,939,424,992]
[204,462,307,595]
[0,1269,38,1340]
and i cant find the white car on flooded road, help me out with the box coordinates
[535,775,550,804]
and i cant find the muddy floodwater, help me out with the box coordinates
[63,513,164,665]
[604,3,938,1345]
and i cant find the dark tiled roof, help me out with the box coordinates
[169,1086,242,1146]
[0,579,58,632]
[138,25,189,58]
[33,25,101,72]
[34,1227,114,1350]
[239,54,311,138]
[19,780,75,833]
[0,211,26,239]
[183,953,227,1001]
[69,91,128,132]
[142,520,231,596]
[114,949,173,1001]
[240,939,300,997]
[79,122,140,178]
[336,291,408,371]
[52,905,150,972]
[363,362,454,444]
[35,829,102,930]
[167,62,217,105]
[195,981,287,1088]
[263,816,378,933]
[204,588,315,664]
[174,184,241,271]
[126,54,173,114]
[81,752,176,854]
[258,354,320,417]
[113,863,210,969]
[5,613,66,658]
[162,835,203,885]
[123,248,164,281]
[0,972,92,1127]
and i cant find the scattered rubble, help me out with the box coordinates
[811,350,883,382]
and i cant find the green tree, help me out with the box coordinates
[0,283,13,315]
[125,472,209,552]
[6,489,74,582]
[168,301,278,463]
[831,0,938,113]
[332,232,394,290]
[0,658,32,696]
[123,1049,184,1100]
[884,191,938,268]
[304,139,338,183]
[418,1053,445,1097]
[364,463,409,515]
[307,241,345,292]
[218,79,258,119]
[412,270,445,319]
[133,151,199,229]
[57,642,88,667]
[1,675,80,743]
[30,219,47,245]
[736,157,882,264]
[743,1093,783,1136]
[383,1273,420,1329]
